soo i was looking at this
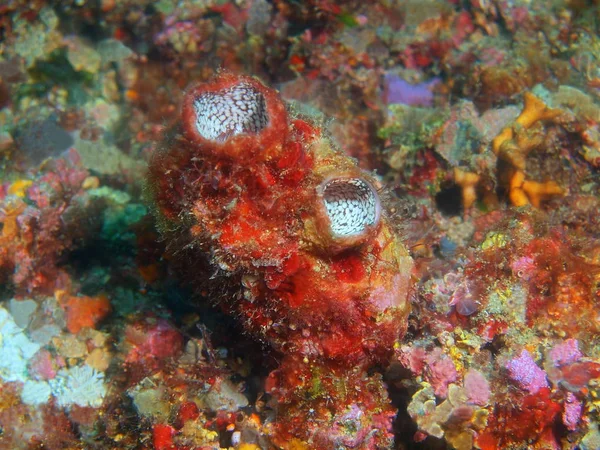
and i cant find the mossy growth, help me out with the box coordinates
[378,104,447,147]
[17,48,95,105]
[378,105,448,173]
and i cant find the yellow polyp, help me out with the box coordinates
[454,329,484,350]
[480,232,508,250]
[7,179,32,198]
[524,344,539,355]
[448,346,465,372]
[495,287,512,303]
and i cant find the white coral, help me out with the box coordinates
[21,380,52,406]
[0,307,108,409]
[49,364,107,408]
[0,306,41,383]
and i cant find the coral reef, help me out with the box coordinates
[148,72,414,448]
[1,1,600,449]
[399,209,600,450]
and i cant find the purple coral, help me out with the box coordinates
[506,350,548,394]
[383,73,440,107]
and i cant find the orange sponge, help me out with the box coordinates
[508,170,564,207]
[59,291,112,334]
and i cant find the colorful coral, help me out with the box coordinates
[2,1,600,449]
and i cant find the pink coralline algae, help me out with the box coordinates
[426,351,459,397]
[562,392,583,431]
[506,350,549,394]
[124,318,184,367]
[398,346,458,397]
[28,349,60,381]
[549,338,583,367]
[463,369,490,406]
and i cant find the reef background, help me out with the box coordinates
[1,1,600,449]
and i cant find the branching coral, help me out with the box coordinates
[508,169,565,208]
[491,92,562,162]
[492,92,565,207]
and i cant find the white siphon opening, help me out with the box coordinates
[192,83,268,143]
[321,178,380,238]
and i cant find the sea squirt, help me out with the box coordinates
[148,71,414,449]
